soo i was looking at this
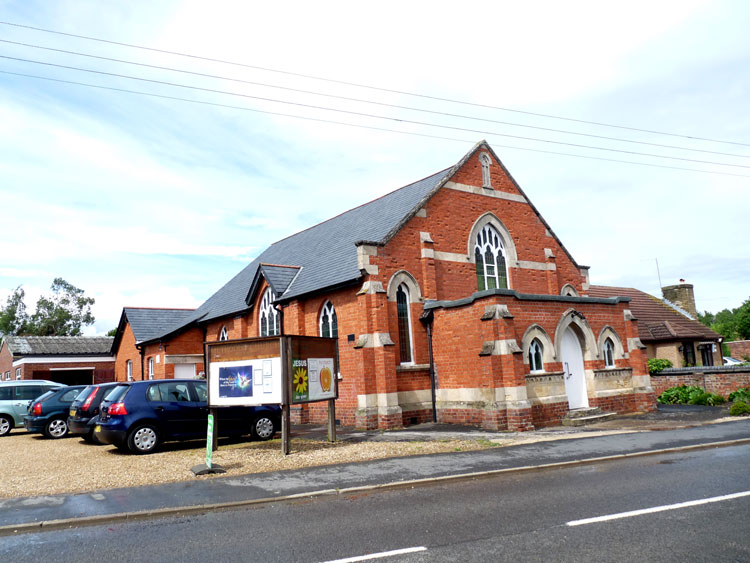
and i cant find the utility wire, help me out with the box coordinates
[3,54,748,170]
[3,69,748,179]
[1,38,746,160]
[2,20,748,149]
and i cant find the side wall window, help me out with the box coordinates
[148,357,154,380]
[475,224,508,291]
[529,338,544,372]
[603,338,615,367]
[396,284,413,364]
[319,301,338,339]
[126,360,133,381]
[259,289,280,337]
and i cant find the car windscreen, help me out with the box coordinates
[34,390,56,403]
[73,385,96,404]
[103,385,130,403]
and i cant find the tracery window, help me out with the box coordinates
[529,338,544,372]
[259,289,280,337]
[603,338,615,367]
[219,326,228,341]
[319,301,338,339]
[396,284,413,364]
[475,224,508,291]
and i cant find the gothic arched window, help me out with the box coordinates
[529,338,544,372]
[259,289,279,336]
[396,284,413,364]
[319,301,338,339]
[475,224,508,291]
[603,337,615,368]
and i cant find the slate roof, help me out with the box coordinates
[587,286,720,342]
[3,336,114,357]
[168,165,455,332]
[122,308,196,343]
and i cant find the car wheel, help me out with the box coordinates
[44,418,69,439]
[127,424,160,454]
[0,415,12,437]
[251,415,276,441]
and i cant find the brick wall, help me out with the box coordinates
[650,369,750,397]
[114,322,141,381]
[728,341,750,361]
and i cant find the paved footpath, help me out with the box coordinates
[1,417,748,534]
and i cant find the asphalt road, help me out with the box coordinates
[2,444,748,562]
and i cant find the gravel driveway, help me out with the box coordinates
[0,429,492,499]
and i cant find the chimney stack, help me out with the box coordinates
[662,281,697,318]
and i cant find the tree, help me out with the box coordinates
[697,296,750,342]
[0,286,29,336]
[28,278,95,336]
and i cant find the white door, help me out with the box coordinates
[174,364,197,379]
[561,328,589,409]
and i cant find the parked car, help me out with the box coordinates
[94,379,281,454]
[67,382,121,442]
[0,380,65,437]
[24,385,87,438]
[723,356,744,366]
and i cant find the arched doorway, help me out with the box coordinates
[561,328,588,409]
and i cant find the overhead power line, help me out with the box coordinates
[0,38,746,160]
[3,54,748,171]
[2,20,748,149]
[3,69,748,179]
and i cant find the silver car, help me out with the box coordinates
[0,380,64,436]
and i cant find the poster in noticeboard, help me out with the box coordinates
[209,357,282,406]
[292,357,335,403]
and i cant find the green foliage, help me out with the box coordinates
[657,385,725,406]
[729,401,750,416]
[698,297,750,341]
[0,287,29,337]
[728,387,750,403]
[648,358,673,375]
[0,278,95,337]
[106,328,118,337]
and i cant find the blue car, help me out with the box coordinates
[94,379,281,454]
[23,385,88,438]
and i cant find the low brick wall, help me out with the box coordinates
[727,341,750,361]
[651,368,750,397]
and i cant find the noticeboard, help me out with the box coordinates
[288,335,338,405]
[207,337,283,407]
[206,335,337,407]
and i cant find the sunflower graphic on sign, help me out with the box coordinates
[293,365,308,401]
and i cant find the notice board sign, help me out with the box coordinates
[287,335,338,405]
[207,338,283,407]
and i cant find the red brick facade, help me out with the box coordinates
[193,144,656,430]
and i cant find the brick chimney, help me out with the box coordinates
[662,280,697,318]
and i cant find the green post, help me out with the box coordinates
[206,413,214,469]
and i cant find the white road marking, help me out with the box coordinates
[320,546,427,562]
[567,490,750,527]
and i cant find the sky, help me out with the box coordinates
[0,0,748,335]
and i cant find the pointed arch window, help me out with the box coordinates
[603,337,615,367]
[396,284,413,364]
[529,338,544,372]
[259,289,279,337]
[475,224,508,291]
[319,301,338,339]
[219,326,228,341]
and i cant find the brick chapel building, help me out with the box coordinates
[121,141,656,430]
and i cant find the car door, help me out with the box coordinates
[147,382,203,439]
[12,385,44,423]
[190,380,246,436]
